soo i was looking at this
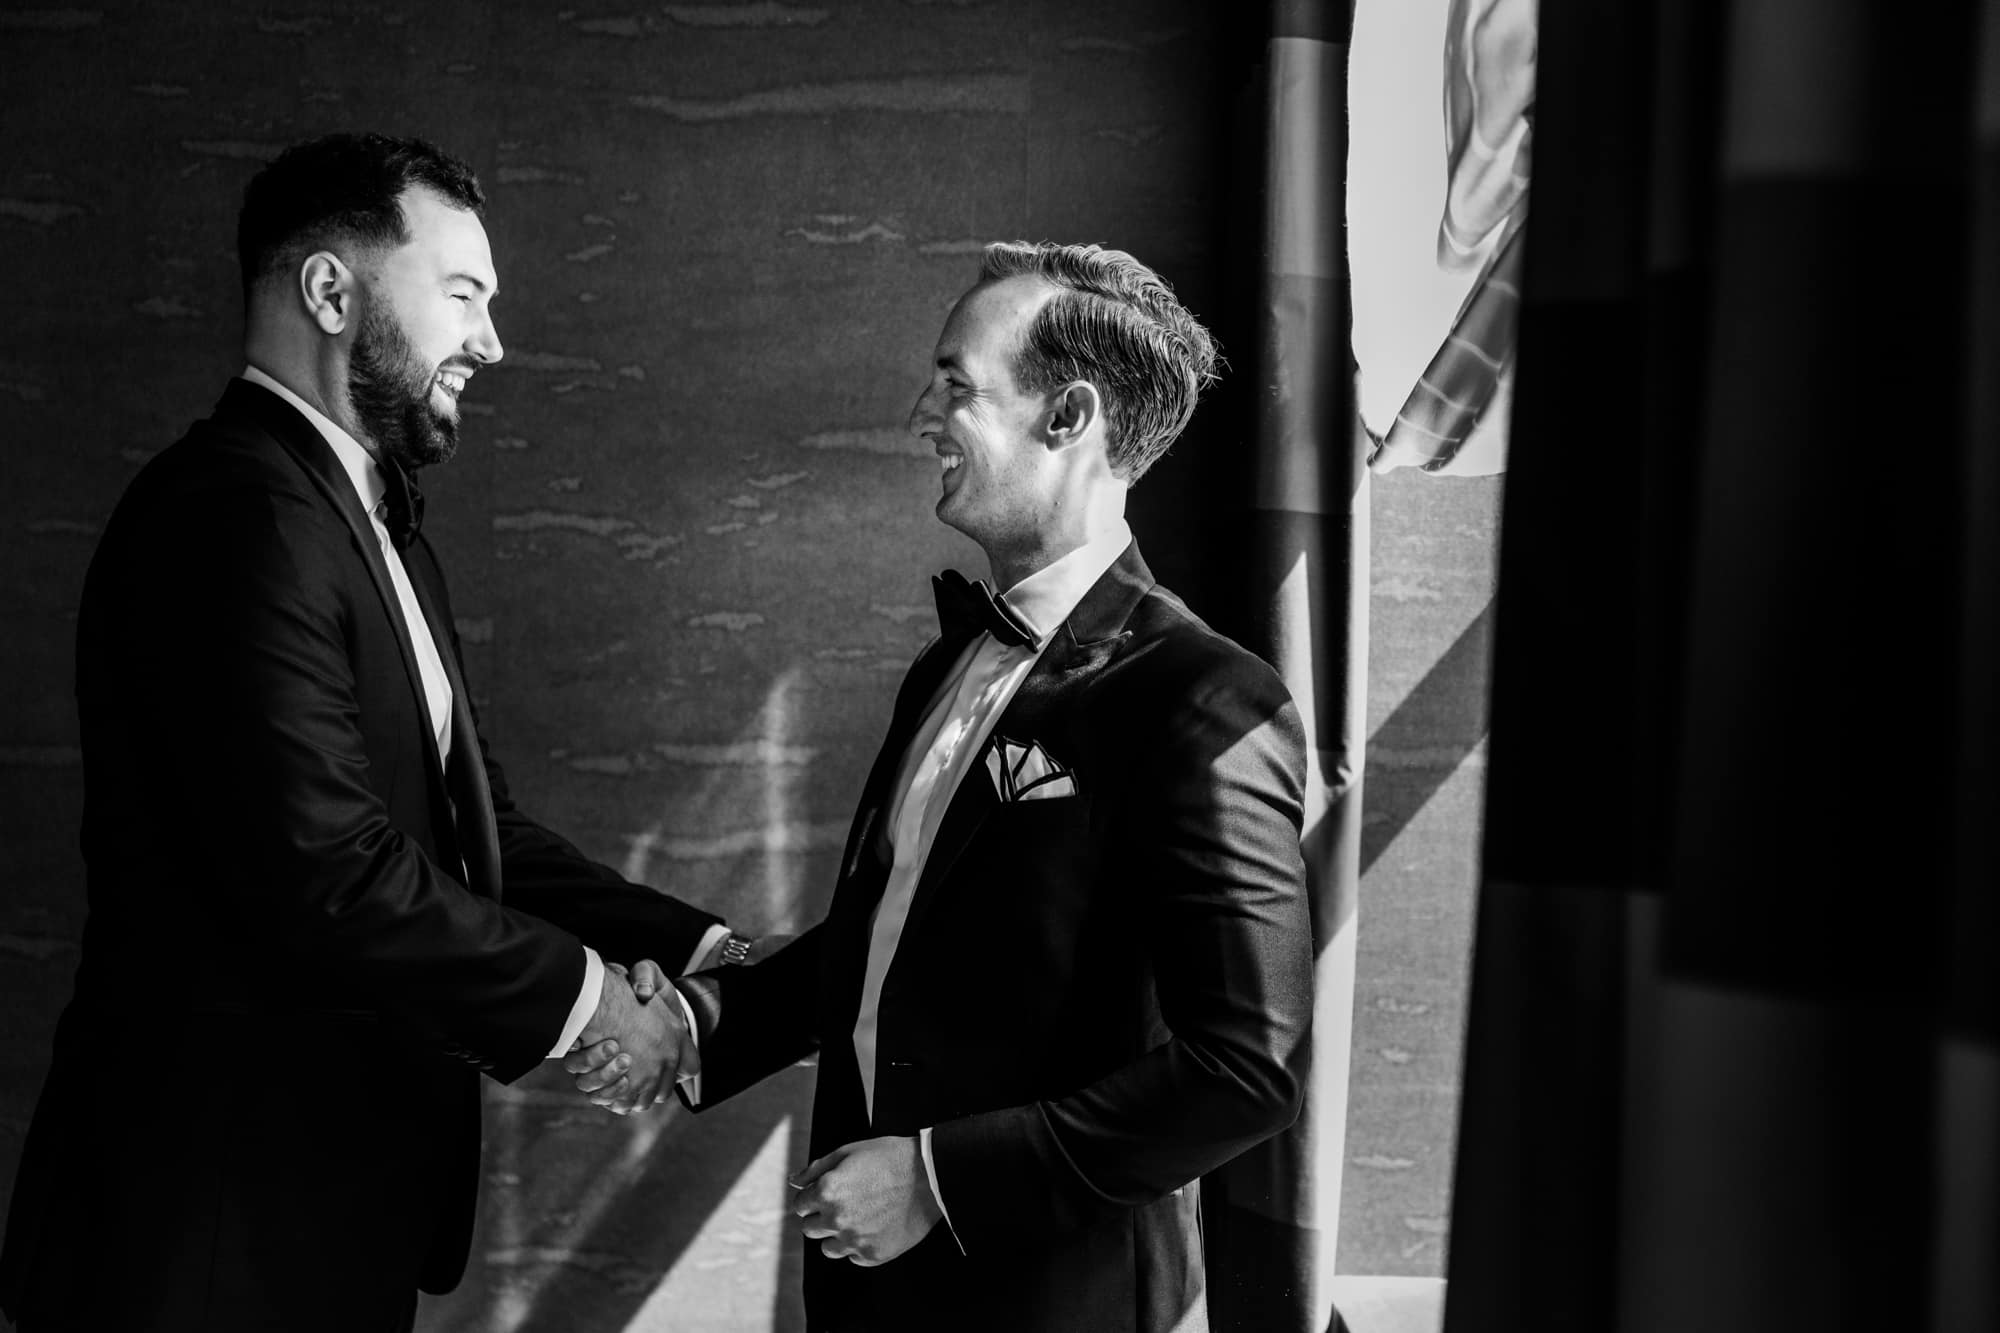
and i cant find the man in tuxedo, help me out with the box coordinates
[0,133,754,1333]
[574,242,1314,1331]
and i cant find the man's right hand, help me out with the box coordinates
[567,967,692,1115]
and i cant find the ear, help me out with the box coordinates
[298,251,358,335]
[1043,380,1103,451]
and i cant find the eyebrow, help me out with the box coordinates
[446,272,495,295]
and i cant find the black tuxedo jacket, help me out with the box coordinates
[679,541,1314,1333]
[0,379,720,1332]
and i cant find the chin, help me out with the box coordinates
[935,492,972,534]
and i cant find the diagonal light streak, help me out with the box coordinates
[480,1085,687,1333]
[761,667,808,932]
[474,671,818,1331]
[622,668,825,928]
[619,1115,795,1332]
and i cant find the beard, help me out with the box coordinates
[348,302,459,470]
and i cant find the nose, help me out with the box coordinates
[469,307,503,366]
[907,382,941,438]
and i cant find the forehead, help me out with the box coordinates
[380,186,496,285]
[937,274,1055,364]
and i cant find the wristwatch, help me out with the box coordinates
[716,932,752,967]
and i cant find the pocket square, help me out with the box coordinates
[984,736,1079,801]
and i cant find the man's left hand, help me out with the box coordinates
[791,1135,942,1266]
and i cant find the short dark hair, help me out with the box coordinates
[237,132,484,297]
[978,241,1221,481]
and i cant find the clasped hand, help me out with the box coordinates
[564,937,796,1115]
[563,959,694,1115]
[791,1135,943,1266]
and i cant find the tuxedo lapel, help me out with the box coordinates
[896,752,997,920]
[1050,538,1155,653]
[894,541,1156,942]
[400,546,505,898]
[838,627,981,891]
[822,626,984,1031]
[217,380,481,887]
[1011,539,1153,715]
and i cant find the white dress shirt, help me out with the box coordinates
[240,366,609,1058]
[856,519,1133,1233]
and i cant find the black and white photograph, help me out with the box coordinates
[0,2,1994,1332]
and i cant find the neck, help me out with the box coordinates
[243,324,376,459]
[986,486,1127,591]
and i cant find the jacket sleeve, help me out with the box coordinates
[926,654,1315,1250]
[408,537,725,973]
[672,924,826,1108]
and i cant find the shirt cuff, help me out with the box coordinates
[674,984,703,1098]
[688,922,733,974]
[549,945,606,1059]
[918,1126,965,1255]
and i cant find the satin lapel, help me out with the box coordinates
[224,381,457,822]
[837,628,979,892]
[898,749,999,921]
[893,541,1156,941]
[401,544,505,899]
[888,658,1050,941]
[823,629,981,1015]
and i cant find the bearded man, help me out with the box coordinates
[0,133,750,1333]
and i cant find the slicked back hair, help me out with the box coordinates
[977,240,1221,482]
[237,132,484,301]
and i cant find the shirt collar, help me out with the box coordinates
[240,364,386,514]
[998,518,1134,646]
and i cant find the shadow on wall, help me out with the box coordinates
[1362,602,1492,877]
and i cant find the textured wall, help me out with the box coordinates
[1349,471,1497,1277]
[0,3,1491,1327]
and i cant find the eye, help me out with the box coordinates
[452,294,473,305]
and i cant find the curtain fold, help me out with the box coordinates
[1444,1,2000,1330]
[1201,4,1361,1332]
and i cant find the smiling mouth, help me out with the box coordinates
[433,368,470,401]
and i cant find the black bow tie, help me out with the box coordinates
[933,568,1036,649]
[375,457,425,550]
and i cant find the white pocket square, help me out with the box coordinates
[984,737,1078,801]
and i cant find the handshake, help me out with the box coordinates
[563,957,692,1116]
[563,935,789,1115]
